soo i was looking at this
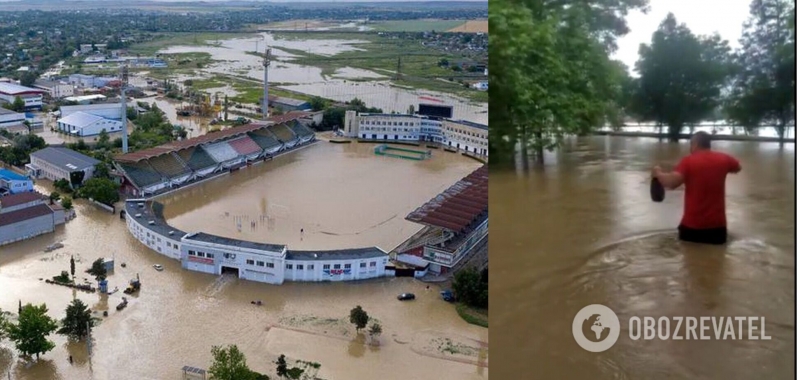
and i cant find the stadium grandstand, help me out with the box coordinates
[114,114,317,197]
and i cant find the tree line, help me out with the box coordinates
[490,0,795,166]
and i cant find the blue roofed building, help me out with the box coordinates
[0,169,34,195]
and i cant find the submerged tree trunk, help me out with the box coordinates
[533,130,544,166]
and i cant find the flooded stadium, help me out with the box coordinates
[490,136,794,380]
[0,140,487,380]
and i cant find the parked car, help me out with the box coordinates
[440,290,455,302]
[397,293,416,301]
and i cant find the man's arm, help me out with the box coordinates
[728,155,742,174]
[652,165,685,190]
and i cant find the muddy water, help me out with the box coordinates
[0,145,486,380]
[161,141,481,251]
[157,34,488,125]
[490,136,794,380]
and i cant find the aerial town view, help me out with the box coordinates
[0,1,488,379]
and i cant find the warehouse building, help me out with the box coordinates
[60,103,122,120]
[269,96,311,112]
[0,192,65,246]
[56,111,123,136]
[27,147,100,183]
[0,83,44,110]
[0,107,25,129]
[33,79,74,99]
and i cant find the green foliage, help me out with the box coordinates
[57,299,94,340]
[86,258,107,281]
[276,354,288,378]
[309,96,327,112]
[725,0,795,141]
[62,197,73,210]
[0,134,46,166]
[208,345,255,380]
[5,303,58,360]
[94,162,111,179]
[286,367,304,379]
[96,129,111,150]
[631,14,733,141]
[8,96,26,112]
[349,306,369,333]
[49,191,60,203]
[368,322,383,342]
[489,0,647,165]
[76,177,119,206]
[53,271,71,284]
[452,267,488,309]
[54,178,72,193]
[70,255,76,278]
[19,71,38,87]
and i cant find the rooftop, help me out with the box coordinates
[124,200,187,239]
[30,147,101,172]
[0,82,44,95]
[0,203,52,227]
[33,79,65,89]
[115,113,309,162]
[0,191,44,209]
[286,247,388,261]
[0,169,28,181]
[269,96,309,107]
[0,107,22,116]
[405,165,488,232]
[449,119,488,130]
[184,232,286,254]
[58,111,106,128]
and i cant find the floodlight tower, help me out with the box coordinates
[262,47,271,120]
[119,64,129,153]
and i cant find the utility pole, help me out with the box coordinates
[119,65,129,153]
[394,57,402,81]
[262,47,271,120]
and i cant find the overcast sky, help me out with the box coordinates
[612,0,753,75]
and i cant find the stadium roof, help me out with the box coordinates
[30,147,101,172]
[58,111,105,128]
[405,165,488,232]
[0,82,44,96]
[115,113,309,162]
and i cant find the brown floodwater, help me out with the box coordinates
[490,136,794,380]
[0,142,486,380]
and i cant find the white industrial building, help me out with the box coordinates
[343,111,488,157]
[56,111,123,136]
[125,200,390,285]
[0,107,25,129]
[27,147,100,183]
[0,192,65,246]
[67,74,115,89]
[60,103,122,120]
[0,83,44,110]
[33,80,74,99]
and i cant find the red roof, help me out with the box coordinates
[0,191,45,208]
[406,165,488,232]
[115,113,310,162]
[0,203,53,227]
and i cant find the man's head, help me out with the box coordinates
[690,131,712,153]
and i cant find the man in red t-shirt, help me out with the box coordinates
[652,131,741,245]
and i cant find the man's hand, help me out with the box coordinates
[651,165,663,178]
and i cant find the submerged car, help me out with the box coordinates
[397,293,416,301]
[153,264,164,271]
[440,290,455,302]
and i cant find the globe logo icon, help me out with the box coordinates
[572,304,620,352]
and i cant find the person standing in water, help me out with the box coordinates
[652,131,741,245]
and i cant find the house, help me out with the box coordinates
[0,107,25,129]
[34,79,74,99]
[0,82,44,110]
[470,81,488,91]
[26,147,100,183]
[56,111,123,137]
[0,169,34,195]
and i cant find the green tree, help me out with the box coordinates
[275,354,288,378]
[349,306,369,333]
[70,255,76,278]
[62,197,73,210]
[632,14,733,141]
[321,107,346,130]
[86,258,107,281]
[49,191,60,204]
[54,178,72,193]
[20,71,38,87]
[368,322,383,344]
[97,129,110,150]
[8,96,26,112]
[489,0,648,165]
[94,162,111,179]
[76,177,120,205]
[309,96,327,112]
[452,267,488,309]
[57,299,94,340]
[5,303,58,360]
[725,0,795,142]
[208,345,255,380]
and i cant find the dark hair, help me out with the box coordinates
[693,131,712,149]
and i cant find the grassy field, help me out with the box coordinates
[456,303,488,328]
[128,32,256,55]
[447,20,489,33]
[367,19,467,32]
[272,32,487,102]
